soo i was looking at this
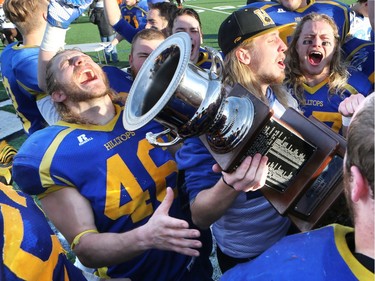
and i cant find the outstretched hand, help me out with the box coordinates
[47,0,93,29]
[143,187,202,257]
[213,153,269,192]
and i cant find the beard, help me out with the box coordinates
[64,69,110,102]
[261,71,286,85]
[55,72,113,124]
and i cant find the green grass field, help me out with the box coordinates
[0,0,356,149]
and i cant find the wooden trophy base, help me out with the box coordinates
[200,84,346,231]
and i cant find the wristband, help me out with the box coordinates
[222,176,235,190]
[40,23,67,52]
[71,229,98,250]
[342,116,352,127]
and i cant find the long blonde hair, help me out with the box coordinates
[285,12,349,105]
[222,39,293,109]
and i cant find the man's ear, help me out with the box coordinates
[350,166,369,202]
[51,90,67,103]
[235,47,251,65]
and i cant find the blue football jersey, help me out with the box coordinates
[119,0,148,28]
[0,183,87,281]
[342,37,375,88]
[288,70,372,134]
[12,105,194,280]
[0,42,48,135]
[221,224,374,281]
[114,0,148,43]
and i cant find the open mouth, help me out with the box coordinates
[79,69,97,84]
[277,57,285,69]
[308,51,323,65]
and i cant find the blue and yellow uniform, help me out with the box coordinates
[0,183,87,280]
[221,224,374,281]
[243,0,351,42]
[12,105,199,280]
[114,0,148,43]
[342,37,375,89]
[0,42,48,135]
[287,70,372,134]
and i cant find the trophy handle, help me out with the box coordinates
[205,46,224,80]
[146,128,183,147]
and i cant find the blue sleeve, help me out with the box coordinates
[112,18,141,43]
[175,137,221,201]
[348,69,374,95]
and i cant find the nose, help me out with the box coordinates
[278,37,288,52]
[312,37,322,47]
[70,55,85,66]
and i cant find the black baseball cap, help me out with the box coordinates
[218,8,295,55]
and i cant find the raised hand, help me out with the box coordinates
[142,187,202,257]
[47,0,93,29]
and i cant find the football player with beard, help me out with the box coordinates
[12,1,213,280]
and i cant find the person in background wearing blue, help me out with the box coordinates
[103,0,148,52]
[0,0,56,135]
[342,0,374,89]
[0,0,56,187]
[284,12,372,136]
[89,0,119,63]
[221,92,375,281]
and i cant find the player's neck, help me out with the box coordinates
[303,70,330,87]
[354,219,374,259]
[23,29,46,47]
[66,96,116,126]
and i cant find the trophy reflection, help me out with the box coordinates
[123,33,346,231]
